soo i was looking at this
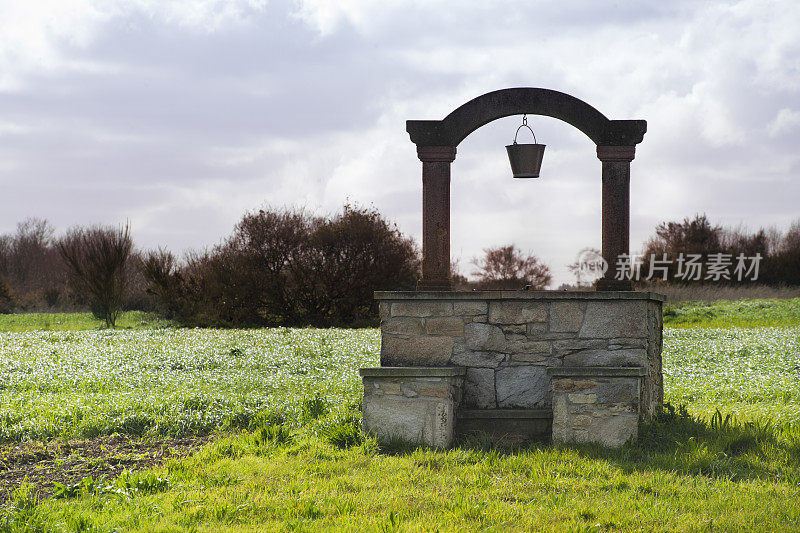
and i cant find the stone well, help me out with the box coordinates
[360,290,664,447]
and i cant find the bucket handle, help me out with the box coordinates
[513,114,537,144]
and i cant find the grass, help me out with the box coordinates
[0,310,174,332]
[0,327,379,442]
[0,302,799,530]
[5,410,800,531]
[663,297,800,328]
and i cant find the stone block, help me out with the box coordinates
[454,301,488,316]
[380,335,454,366]
[463,368,496,409]
[549,302,584,332]
[549,368,643,447]
[552,378,596,393]
[568,393,597,404]
[503,339,552,355]
[360,368,464,448]
[425,317,465,337]
[378,382,402,396]
[527,323,548,336]
[608,338,648,350]
[595,378,639,407]
[495,365,550,408]
[464,322,506,351]
[563,348,646,367]
[451,350,505,368]
[382,317,425,336]
[379,302,391,321]
[502,325,527,335]
[552,339,607,356]
[509,353,555,364]
[410,383,450,398]
[362,396,455,448]
[488,301,547,324]
[595,413,639,447]
[392,301,453,318]
[579,301,647,338]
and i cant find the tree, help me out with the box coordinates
[0,218,64,308]
[0,279,13,314]
[471,244,551,290]
[641,214,723,282]
[142,204,420,327]
[57,225,133,328]
[297,204,419,324]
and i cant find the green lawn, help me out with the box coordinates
[0,311,174,332]
[663,297,800,328]
[1,301,800,531]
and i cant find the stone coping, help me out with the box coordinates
[359,366,466,378]
[547,366,647,377]
[458,409,552,420]
[374,290,666,302]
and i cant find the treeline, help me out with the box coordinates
[3,208,798,326]
[0,219,149,316]
[0,204,420,327]
[640,214,800,285]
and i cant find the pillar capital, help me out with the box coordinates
[597,145,636,162]
[417,145,457,163]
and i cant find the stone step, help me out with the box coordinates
[456,408,552,443]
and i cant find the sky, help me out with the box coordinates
[0,0,798,286]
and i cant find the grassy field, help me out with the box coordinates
[0,311,174,332]
[1,299,800,530]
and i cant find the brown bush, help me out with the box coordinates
[57,224,133,328]
[142,204,420,327]
[470,244,551,290]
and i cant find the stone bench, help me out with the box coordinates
[548,366,647,447]
[360,367,465,448]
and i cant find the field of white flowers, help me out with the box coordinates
[0,328,379,441]
[1,323,799,442]
[664,326,800,423]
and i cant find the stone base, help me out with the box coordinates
[376,290,664,421]
[457,409,551,444]
[548,367,646,447]
[360,367,465,448]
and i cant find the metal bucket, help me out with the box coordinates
[506,143,546,178]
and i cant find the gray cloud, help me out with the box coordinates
[0,0,798,285]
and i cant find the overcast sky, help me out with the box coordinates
[1,0,798,285]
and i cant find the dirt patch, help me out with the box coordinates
[0,433,214,502]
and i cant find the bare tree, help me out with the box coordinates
[471,244,551,290]
[57,224,133,328]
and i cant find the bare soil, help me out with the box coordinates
[0,434,213,502]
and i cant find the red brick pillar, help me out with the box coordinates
[417,146,456,291]
[596,145,636,291]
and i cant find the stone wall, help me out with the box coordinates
[376,291,664,420]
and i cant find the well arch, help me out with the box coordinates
[407,87,647,290]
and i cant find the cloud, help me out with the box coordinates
[0,0,798,286]
[768,108,800,138]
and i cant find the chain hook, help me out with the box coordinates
[513,114,537,144]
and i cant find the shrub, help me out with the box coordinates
[57,224,133,328]
[143,204,420,327]
[470,244,551,290]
